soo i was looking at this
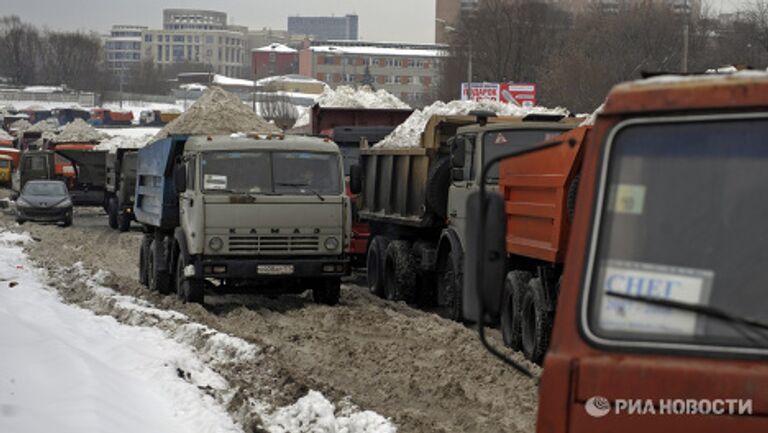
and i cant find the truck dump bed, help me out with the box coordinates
[134,135,186,230]
[499,126,589,263]
[55,147,108,205]
[310,104,413,135]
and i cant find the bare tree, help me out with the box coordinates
[259,90,298,130]
[0,16,41,84]
[40,31,112,91]
[125,60,171,95]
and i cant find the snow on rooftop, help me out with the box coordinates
[212,74,255,87]
[253,43,297,53]
[256,74,325,86]
[310,45,447,58]
[22,85,65,93]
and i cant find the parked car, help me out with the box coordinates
[16,180,73,226]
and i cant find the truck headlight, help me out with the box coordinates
[209,237,224,251]
[324,237,339,251]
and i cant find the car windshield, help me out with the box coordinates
[23,182,67,196]
[482,129,566,181]
[586,118,768,351]
[201,151,341,195]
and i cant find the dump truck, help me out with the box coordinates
[53,108,90,125]
[466,72,768,433]
[350,113,578,320]
[89,109,134,126]
[135,134,350,305]
[104,148,138,231]
[52,146,107,206]
[139,110,180,126]
[12,150,56,197]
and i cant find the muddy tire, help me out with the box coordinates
[175,253,203,304]
[500,271,532,351]
[383,241,416,303]
[313,278,341,306]
[366,236,390,297]
[117,210,131,232]
[148,239,172,295]
[426,156,451,219]
[435,247,463,321]
[139,236,150,286]
[520,278,553,364]
[107,197,118,229]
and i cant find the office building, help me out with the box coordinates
[288,15,358,41]
[104,25,147,82]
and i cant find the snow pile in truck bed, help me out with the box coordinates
[53,118,110,143]
[374,99,569,148]
[0,129,14,141]
[26,117,60,133]
[156,86,281,138]
[317,85,410,109]
[94,133,155,151]
[8,119,32,132]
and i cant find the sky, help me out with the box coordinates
[0,0,436,42]
[0,0,751,43]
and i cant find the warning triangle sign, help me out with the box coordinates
[494,133,508,144]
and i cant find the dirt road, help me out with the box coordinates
[1,203,540,433]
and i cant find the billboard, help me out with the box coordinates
[461,82,537,108]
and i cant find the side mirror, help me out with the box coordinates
[173,164,187,193]
[349,164,362,195]
[463,191,507,322]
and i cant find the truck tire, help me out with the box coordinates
[313,278,341,306]
[435,247,463,321]
[426,156,451,219]
[148,239,172,295]
[567,173,580,222]
[383,241,417,303]
[107,198,118,229]
[117,210,131,232]
[139,236,150,286]
[520,278,553,365]
[501,271,532,351]
[366,236,390,297]
[175,254,204,304]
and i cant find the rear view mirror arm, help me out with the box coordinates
[476,139,567,380]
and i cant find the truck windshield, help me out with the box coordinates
[586,117,768,352]
[0,160,9,168]
[201,151,341,195]
[482,129,565,181]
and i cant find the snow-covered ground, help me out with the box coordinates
[0,230,397,433]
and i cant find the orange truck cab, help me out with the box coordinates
[0,154,13,184]
[467,72,768,433]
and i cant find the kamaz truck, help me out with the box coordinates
[135,134,350,305]
[104,148,138,232]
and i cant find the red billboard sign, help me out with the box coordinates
[461,82,537,108]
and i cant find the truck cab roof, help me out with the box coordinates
[183,134,341,154]
[455,116,582,136]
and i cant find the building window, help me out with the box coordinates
[206,35,214,44]
[144,34,152,42]
[173,35,184,42]
[165,35,170,42]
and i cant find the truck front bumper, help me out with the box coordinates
[195,256,349,279]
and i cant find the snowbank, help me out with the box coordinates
[26,117,59,133]
[375,99,569,148]
[0,129,15,141]
[317,85,410,110]
[157,86,281,138]
[53,118,110,143]
[0,232,242,433]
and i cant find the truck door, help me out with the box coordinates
[446,133,476,246]
[179,155,204,255]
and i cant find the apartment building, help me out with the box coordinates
[104,25,148,82]
[299,41,447,107]
[288,15,358,41]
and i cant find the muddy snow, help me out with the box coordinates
[0,202,540,433]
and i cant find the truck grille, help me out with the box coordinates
[227,235,320,253]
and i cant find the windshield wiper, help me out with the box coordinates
[276,182,325,201]
[606,291,768,347]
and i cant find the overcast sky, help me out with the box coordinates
[0,0,750,43]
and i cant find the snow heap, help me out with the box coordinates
[0,129,14,141]
[94,134,155,151]
[157,86,281,138]
[27,117,60,133]
[579,103,605,127]
[53,118,110,143]
[9,119,32,132]
[317,85,411,110]
[375,99,570,148]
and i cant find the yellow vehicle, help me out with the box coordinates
[0,155,13,185]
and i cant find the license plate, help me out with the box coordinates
[258,265,294,275]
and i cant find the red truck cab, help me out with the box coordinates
[469,73,768,433]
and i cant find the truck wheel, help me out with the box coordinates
[107,198,118,229]
[149,240,172,295]
[383,241,417,303]
[139,236,150,286]
[366,236,389,297]
[520,278,553,365]
[426,156,451,219]
[175,254,204,304]
[313,278,341,306]
[501,271,532,351]
[435,248,463,321]
[117,211,131,232]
